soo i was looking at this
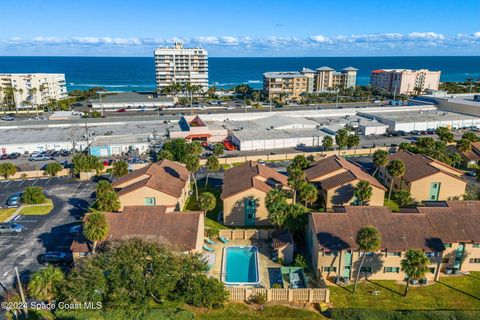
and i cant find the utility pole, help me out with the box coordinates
[85,122,90,155]
[335,89,339,109]
[15,267,28,317]
[393,85,397,102]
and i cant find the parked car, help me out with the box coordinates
[0,116,14,121]
[29,154,51,161]
[0,154,9,160]
[0,223,24,235]
[116,108,127,113]
[37,251,73,265]
[201,141,209,147]
[466,171,477,177]
[6,193,22,208]
[60,150,71,157]
[9,152,21,159]
[51,151,61,157]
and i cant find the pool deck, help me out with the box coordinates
[206,238,281,288]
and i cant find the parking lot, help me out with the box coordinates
[0,177,95,289]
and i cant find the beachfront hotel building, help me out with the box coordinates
[370,69,441,95]
[263,66,357,100]
[0,73,67,107]
[154,42,208,92]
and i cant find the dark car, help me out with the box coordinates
[0,223,24,235]
[51,151,61,157]
[37,252,73,265]
[0,154,9,160]
[116,108,127,113]
[60,150,71,157]
[9,152,21,159]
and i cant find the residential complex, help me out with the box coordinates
[378,150,466,201]
[154,42,208,92]
[370,69,441,95]
[263,66,357,100]
[307,202,480,282]
[221,161,291,226]
[0,73,67,107]
[305,155,386,208]
[112,159,191,211]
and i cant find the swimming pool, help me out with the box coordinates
[222,246,260,286]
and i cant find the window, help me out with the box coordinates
[384,267,400,273]
[144,197,156,206]
[444,243,452,248]
[360,266,372,273]
[473,244,480,248]
[470,258,480,264]
[386,252,401,257]
[323,266,337,272]
[324,251,338,257]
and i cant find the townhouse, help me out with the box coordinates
[305,155,386,208]
[112,159,191,211]
[307,202,480,282]
[378,150,466,201]
[221,161,291,226]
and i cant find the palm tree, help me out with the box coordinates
[29,87,38,117]
[96,180,113,197]
[205,155,220,190]
[185,154,200,200]
[299,182,318,207]
[353,226,382,293]
[401,249,429,296]
[112,160,129,178]
[347,134,360,154]
[386,159,406,202]
[287,166,305,204]
[354,181,373,205]
[28,265,64,303]
[335,129,349,155]
[265,188,288,218]
[372,149,388,177]
[198,192,216,214]
[456,139,472,153]
[322,136,334,154]
[83,211,110,254]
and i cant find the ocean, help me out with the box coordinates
[0,56,479,92]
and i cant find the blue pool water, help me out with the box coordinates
[223,246,259,285]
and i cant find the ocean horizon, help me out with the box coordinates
[0,56,479,92]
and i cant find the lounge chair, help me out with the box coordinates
[203,245,214,252]
[205,238,216,245]
[219,236,229,243]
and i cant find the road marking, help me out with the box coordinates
[0,180,8,183]
[19,180,25,186]
[16,220,37,223]
[45,177,52,185]
[27,178,36,181]
[4,180,12,188]
[13,215,20,221]
[32,179,38,185]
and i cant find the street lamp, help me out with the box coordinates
[98,91,107,117]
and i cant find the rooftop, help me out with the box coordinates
[359,109,479,123]
[263,71,306,79]
[88,92,175,104]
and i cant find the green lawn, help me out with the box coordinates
[19,199,54,215]
[193,303,325,320]
[0,208,16,222]
[184,179,225,230]
[330,272,480,310]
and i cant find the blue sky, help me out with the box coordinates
[0,0,479,56]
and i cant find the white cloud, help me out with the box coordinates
[408,32,445,40]
[310,35,330,43]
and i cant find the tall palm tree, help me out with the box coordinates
[372,149,388,177]
[299,182,318,207]
[354,181,373,205]
[456,139,472,153]
[386,159,406,202]
[322,136,333,155]
[28,265,64,303]
[205,155,220,190]
[185,154,200,200]
[401,249,429,296]
[83,211,110,254]
[353,226,382,293]
[287,166,305,204]
[29,87,38,117]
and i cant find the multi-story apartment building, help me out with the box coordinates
[0,73,67,107]
[263,66,357,100]
[307,202,480,283]
[154,42,208,92]
[370,69,441,95]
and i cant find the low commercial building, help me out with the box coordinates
[307,202,480,282]
[378,150,466,201]
[305,155,386,208]
[221,161,291,226]
[0,73,67,107]
[370,69,440,95]
[224,114,331,151]
[89,134,153,157]
[71,205,204,259]
[168,115,228,143]
[358,109,480,132]
[112,159,191,211]
[417,92,480,117]
[89,92,176,110]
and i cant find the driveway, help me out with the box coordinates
[0,177,95,291]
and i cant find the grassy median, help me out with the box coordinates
[19,198,54,215]
[0,208,17,222]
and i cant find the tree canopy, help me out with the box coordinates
[72,154,103,174]
[0,162,17,179]
[112,160,129,178]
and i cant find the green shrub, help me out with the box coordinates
[293,254,308,269]
[21,186,46,204]
[330,309,480,320]
[44,162,64,176]
[247,293,266,305]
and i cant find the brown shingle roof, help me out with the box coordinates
[311,206,444,252]
[305,155,386,190]
[452,142,480,161]
[71,206,203,253]
[311,201,480,252]
[272,229,294,249]
[221,161,289,199]
[388,150,464,182]
[113,159,190,198]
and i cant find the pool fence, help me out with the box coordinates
[227,287,329,303]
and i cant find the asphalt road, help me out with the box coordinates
[0,177,95,290]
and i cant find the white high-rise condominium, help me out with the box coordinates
[0,73,67,107]
[154,42,208,93]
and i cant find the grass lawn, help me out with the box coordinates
[184,179,226,230]
[193,303,325,320]
[0,208,17,222]
[19,198,54,215]
[329,272,480,310]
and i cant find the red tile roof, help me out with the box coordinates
[221,161,289,199]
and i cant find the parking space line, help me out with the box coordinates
[32,179,38,185]
[45,177,52,185]
[19,180,26,186]
[3,180,12,188]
